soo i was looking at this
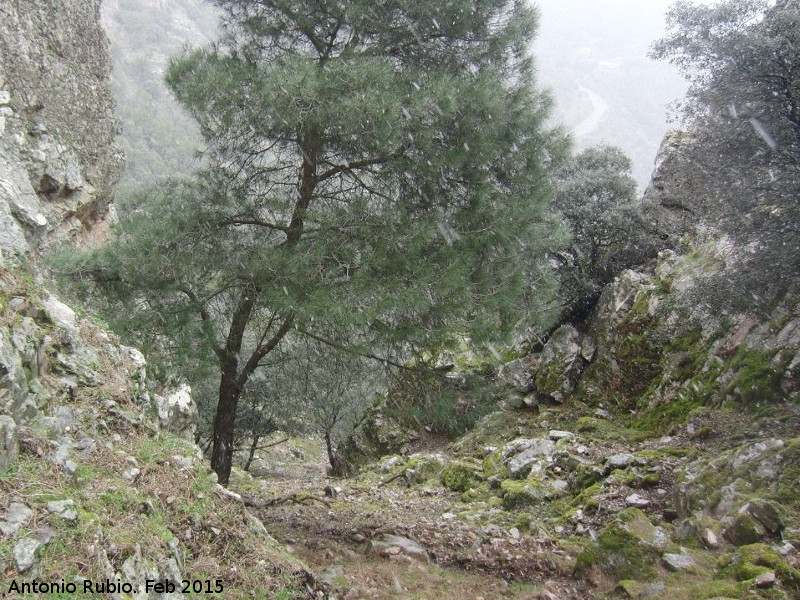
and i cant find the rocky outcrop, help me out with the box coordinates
[0,0,123,266]
[154,383,198,441]
[0,270,320,597]
[640,131,714,248]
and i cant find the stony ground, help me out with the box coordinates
[241,433,592,600]
[232,401,800,600]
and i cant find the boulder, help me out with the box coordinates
[503,438,556,479]
[497,355,537,394]
[662,548,697,572]
[532,325,586,403]
[0,414,18,472]
[370,534,430,563]
[723,512,767,546]
[575,508,669,580]
[153,383,198,441]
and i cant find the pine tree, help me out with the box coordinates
[65,0,569,484]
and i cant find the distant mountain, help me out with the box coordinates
[534,0,689,188]
[101,0,218,193]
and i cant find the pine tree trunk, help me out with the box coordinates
[211,367,240,485]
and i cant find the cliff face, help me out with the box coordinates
[0,0,123,265]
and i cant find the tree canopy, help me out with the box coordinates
[64,0,569,484]
[552,144,654,324]
[651,0,800,309]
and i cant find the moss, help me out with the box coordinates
[576,416,601,432]
[634,392,703,432]
[534,359,563,396]
[482,449,508,479]
[685,579,744,599]
[774,439,800,508]
[573,463,604,490]
[720,543,800,591]
[460,486,490,503]
[569,482,603,512]
[440,461,481,493]
[574,512,662,581]
[635,447,693,461]
[725,347,788,407]
[500,478,554,509]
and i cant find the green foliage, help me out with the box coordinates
[59,0,569,483]
[725,347,787,406]
[574,509,663,581]
[440,462,481,492]
[651,0,800,311]
[384,370,497,438]
[552,144,656,324]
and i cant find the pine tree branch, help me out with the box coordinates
[295,328,414,371]
[237,313,295,387]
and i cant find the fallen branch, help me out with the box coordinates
[255,436,290,451]
[378,469,408,488]
[242,492,330,508]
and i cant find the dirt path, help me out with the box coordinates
[243,442,593,600]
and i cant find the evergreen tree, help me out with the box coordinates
[552,145,654,324]
[64,0,568,484]
[651,0,800,309]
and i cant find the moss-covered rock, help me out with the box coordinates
[532,325,588,403]
[720,543,800,592]
[723,512,767,546]
[574,508,668,580]
[482,449,508,480]
[500,478,560,509]
[440,461,482,493]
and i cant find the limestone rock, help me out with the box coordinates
[0,328,28,416]
[0,415,18,472]
[42,296,79,333]
[626,493,650,509]
[723,512,766,546]
[371,534,430,563]
[754,572,777,589]
[701,528,720,549]
[606,453,636,472]
[0,0,123,263]
[0,501,34,536]
[576,508,668,580]
[503,438,556,479]
[13,538,42,572]
[532,325,587,402]
[153,383,198,441]
[744,501,783,534]
[497,355,537,394]
[662,549,696,572]
[47,499,78,522]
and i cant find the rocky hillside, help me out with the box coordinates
[0,0,125,265]
[315,131,800,598]
[280,241,799,599]
[0,270,318,598]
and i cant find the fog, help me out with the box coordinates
[534,0,691,188]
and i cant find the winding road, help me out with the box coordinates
[573,84,609,138]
